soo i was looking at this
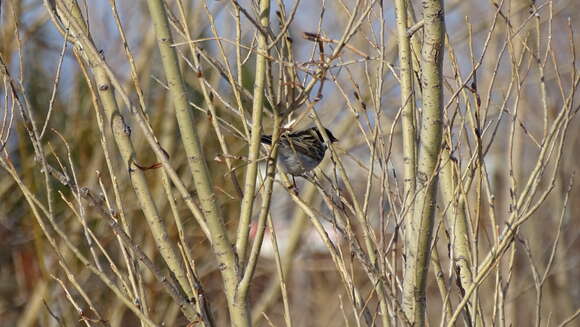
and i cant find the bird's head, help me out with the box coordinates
[315,127,338,143]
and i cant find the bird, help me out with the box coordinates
[260,126,338,176]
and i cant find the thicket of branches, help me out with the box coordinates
[1,0,579,326]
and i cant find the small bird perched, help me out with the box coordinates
[260,126,338,176]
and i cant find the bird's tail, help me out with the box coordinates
[260,135,272,144]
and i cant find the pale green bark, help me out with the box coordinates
[47,1,198,320]
[401,0,445,325]
[439,147,480,325]
[236,0,271,266]
[394,0,417,206]
[144,0,248,325]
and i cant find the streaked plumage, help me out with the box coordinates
[261,127,337,176]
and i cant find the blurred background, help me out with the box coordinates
[1,0,579,326]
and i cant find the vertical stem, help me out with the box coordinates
[144,0,246,325]
[439,147,480,326]
[236,0,271,265]
[394,0,417,213]
[394,2,419,323]
[238,115,281,298]
[402,0,445,325]
[52,0,199,313]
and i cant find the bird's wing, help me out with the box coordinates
[284,133,325,162]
